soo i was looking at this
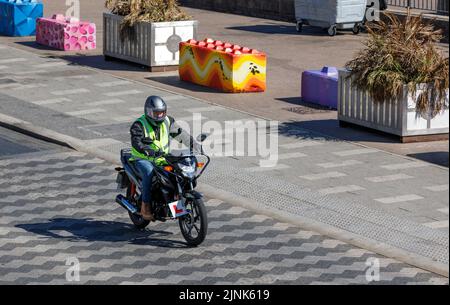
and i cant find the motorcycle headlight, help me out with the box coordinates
[179,163,196,175]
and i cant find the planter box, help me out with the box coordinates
[338,70,449,140]
[0,0,43,37]
[103,13,197,70]
[36,14,96,51]
[302,66,338,109]
[179,38,267,93]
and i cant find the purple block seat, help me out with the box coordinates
[301,66,339,109]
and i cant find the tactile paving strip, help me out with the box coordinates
[203,157,449,264]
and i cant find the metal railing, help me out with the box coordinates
[387,0,449,15]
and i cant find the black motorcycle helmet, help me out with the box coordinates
[145,96,167,124]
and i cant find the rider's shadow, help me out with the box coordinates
[16,218,189,248]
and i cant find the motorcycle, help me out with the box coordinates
[114,134,210,247]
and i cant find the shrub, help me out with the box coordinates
[346,12,449,116]
[105,0,191,40]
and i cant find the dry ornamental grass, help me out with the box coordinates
[346,12,449,116]
[105,0,191,40]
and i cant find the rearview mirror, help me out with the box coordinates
[196,133,210,142]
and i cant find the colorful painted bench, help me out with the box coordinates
[36,14,96,51]
[0,0,43,36]
[179,38,266,93]
[301,66,339,109]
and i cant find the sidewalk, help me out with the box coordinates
[0,43,448,275]
[1,1,448,167]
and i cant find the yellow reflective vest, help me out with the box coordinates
[131,115,170,166]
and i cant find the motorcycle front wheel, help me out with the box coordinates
[179,198,208,247]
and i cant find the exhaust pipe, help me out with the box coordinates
[115,194,138,215]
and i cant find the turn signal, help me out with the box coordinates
[196,162,205,168]
[164,166,174,172]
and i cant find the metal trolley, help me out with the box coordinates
[294,0,368,36]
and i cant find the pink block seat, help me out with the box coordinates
[36,14,96,51]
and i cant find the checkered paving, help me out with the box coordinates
[0,150,447,284]
[0,42,448,232]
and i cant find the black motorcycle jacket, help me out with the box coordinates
[130,116,200,156]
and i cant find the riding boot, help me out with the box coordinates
[141,202,155,221]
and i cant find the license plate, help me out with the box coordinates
[169,200,189,218]
[116,172,127,189]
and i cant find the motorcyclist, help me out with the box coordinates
[130,96,199,221]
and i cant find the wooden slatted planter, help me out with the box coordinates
[103,13,197,71]
[338,70,449,142]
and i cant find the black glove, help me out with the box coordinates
[144,149,164,158]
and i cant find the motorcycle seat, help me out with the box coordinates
[120,149,163,186]
[120,149,142,180]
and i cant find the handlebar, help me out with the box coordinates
[165,153,211,180]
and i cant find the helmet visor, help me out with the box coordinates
[152,110,166,120]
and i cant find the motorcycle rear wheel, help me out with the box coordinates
[179,198,208,247]
[127,184,150,229]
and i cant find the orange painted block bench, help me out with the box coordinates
[179,38,266,93]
